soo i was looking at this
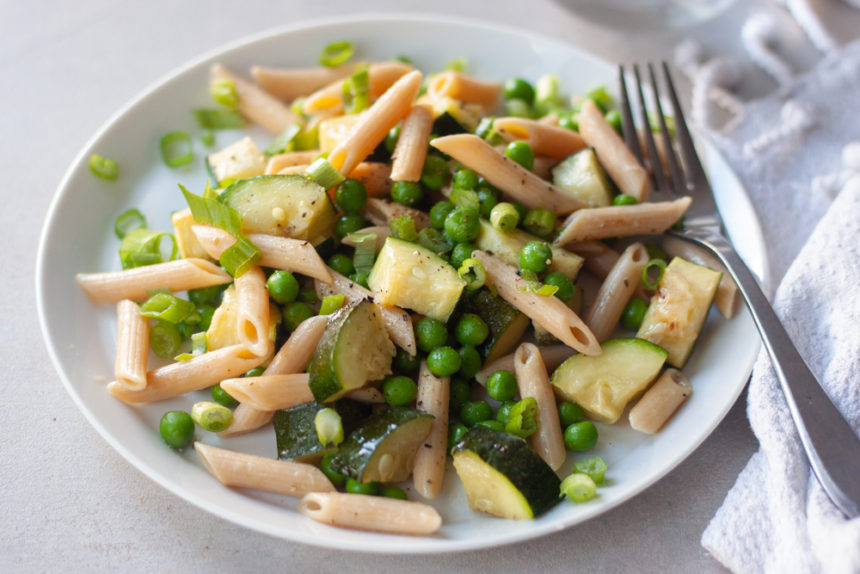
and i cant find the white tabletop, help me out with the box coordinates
[6,1,857,572]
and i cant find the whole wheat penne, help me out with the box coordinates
[493,117,588,160]
[344,387,386,404]
[220,374,312,411]
[568,240,621,279]
[554,197,692,246]
[265,150,321,174]
[629,368,692,433]
[475,344,575,386]
[266,314,328,375]
[430,134,586,214]
[514,343,566,470]
[578,99,650,202]
[341,226,389,252]
[315,270,416,356]
[412,361,450,499]
[363,197,431,230]
[391,104,434,182]
[347,162,393,198]
[195,442,335,496]
[191,225,332,284]
[531,155,557,181]
[473,251,601,356]
[218,403,274,437]
[298,492,442,535]
[252,64,357,101]
[211,64,300,134]
[427,71,501,111]
[585,243,649,342]
[234,267,270,357]
[114,299,149,391]
[276,164,309,175]
[302,61,414,116]
[77,259,232,304]
[107,344,269,404]
[662,236,739,318]
[326,70,422,177]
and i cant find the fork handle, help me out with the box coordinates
[692,233,860,518]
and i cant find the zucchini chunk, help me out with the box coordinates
[460,288,530,362]
[550,338,667,423]
[636,257,722,368]
[551,148,613,207]
[206,136,267,186]
[330,407,434,483]
[368,237,466,322]
[475,219,583,278]
[219,174,337,245]
[308,300,395,402]
[452,426,561,520]
[274,400,371,462]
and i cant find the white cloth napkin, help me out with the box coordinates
[699,39,860,573]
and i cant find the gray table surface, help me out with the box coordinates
[5,1,857,572]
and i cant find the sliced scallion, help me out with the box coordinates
[210,78,238,109]
[458,258,486,291]
[200,130,215,148]
[449,187,480,212]
[319,40,354,67]
[348,232,377,275]
[220,235,262,278]
[319,294,346,316]
[150,321,182,359]
[139,293,196,324]
[118,228,176,270]
[342,65,369,114]
[192,108,246,130]
[160,131,194,168]
[114,208,147,239]
[89,154,119,181]
[179,184,241,236]
[314,408,344,446]
[445,57,467,73]
[641,259,667,290]
[417,228,452,254]
[306,157,345,189]
[264,123,302,156]
[389,214,419,243]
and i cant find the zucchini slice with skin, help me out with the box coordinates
[460,287,530,362]
[273,400,371,463]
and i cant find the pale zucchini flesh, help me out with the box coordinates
[475,219,583,278]
[552,147,613,207]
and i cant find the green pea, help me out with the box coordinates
[190,401,233,432]
[421,155,449,190]
[444,207,480,243]
[429,200,456,229]
[320,453,346,487]
[327,253,355,277]
[390,180,424,207]
[334,178,367,212]
[195,305,215,331]
[558,116,578,131]
[503,77,536,104]
[457,345,482,378]
[382,375,418,406]
[496,401,516,424]
[427,346,462,377]
[449,242,476,269]
[381,486,408,500]
[448,422,469,450]
[415,317,448,353]
[505,98,534,118]
[345,478,379,496]
[393,347,420,374]
[519,240,553,274]
[512,202,529,222]
[543,271,576,303]
[159,411,194,449]
[505,141,534,170]
[605,110,622,134]
[477,420,505,431]
[187,284,226,306]
[523,208,556,238]
[299,287,319,303]
[476,188,499,219]
[210,383,238,408]
[348,270,369,288]
[558,401,585,427]
[613,193,638,206]
[455,313,489,346]
[244,367,265,377]
[620,298,648,330]
[564,421,599,451]
[460,400,493,426]
[150,321,182,359]
[449,379,471,411]
[283,301,314,331]
[335,213,366,238]
[487,370,518,402]
[452,168,479,190]
[384,125,401,153]
[266,270,300,304]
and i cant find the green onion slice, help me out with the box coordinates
[490,202,519,233]
[190,401,233,432]
[89,154,119,181]
[445,57,467,73]
[319,41,354,67]
[389,214,419,243]
[264,123,302,156]
[114,208,147,239]
[306,157,345,189]
[641,258,667,290]
[319,294,346,316]
[220,235,263,278]
[505,397,538,438]
[417,228,452,254]
[348,232,377,275]
[523,208,556,238]
[573,456,608,485]
[139,293,196,324]
[458,258,486,291]
[342,65,369,115]
[160,131,194,168]
[192,109,246,130]
[314,408,344,446]
[200,130,215,148]
[118,229,177,270]
[210,78,238,109]
[560,473,597,503]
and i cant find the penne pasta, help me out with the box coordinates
[217,403,274,438]
[326,70,422,177]
[577,99,650,202]
[430,134,586,214]
[298,492,442,535]
[195,442,335,496]
[391,104,434,182]
[554,197,692,246]
[107,344,269,404]
[493,117,588,160]
[585,243,649,342]
[514,343,566,471]
[114,299,149,391]
[191,225,332,284]
[412,361,450,500]
[475,344,575,386]
[568,240,621,279]
[234,267,270,357]
[363,197,431,230]
[426,71,501,111]
[473,251,601,356]
[302,61,414,116]
[252,64,357,101]
[211,64,300,134]
[265,314,328,375]
[265,150,321,175]
[220,374,313,411]
[662,236,739,318]
[77,259,232,304]
[628,368,692,433]
[347,162,393,198]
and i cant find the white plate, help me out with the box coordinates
[36,15,767,554]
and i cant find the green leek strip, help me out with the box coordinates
[389,214,419,243]
[264,123,302,156]
[342,65,370,115]
[210,78,238,109]
[139,293,196,323]
[114,208,147,239]
[458,258,486,291]
[160,131,194,168]
[504,397,538,438]
[314,408,344,446]
[449,188,480,212]
[516,269,558,297]
[176,332,208,362]
[179,184,241,236]
[445,57,467,73]
[417,228,452,254]
[306,157,345,189]
[319,40,354,67]
[348,232,377,274]
[118,228,177,270]
[292,124,320,151]
[192,109,246,130]
[585,85,613,112]
[319,294,346,316]
[641,259,667,290]
[220,235,262,277]
[89,154,119,181]
[291,98,309,119]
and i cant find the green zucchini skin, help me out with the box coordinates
[452,426,561,517]
[460,288,530,362]
[273,400,371,462]
[330,407,434,483]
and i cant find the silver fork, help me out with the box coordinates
[620,62,860,519]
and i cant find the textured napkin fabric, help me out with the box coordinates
[699,40,860,573]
